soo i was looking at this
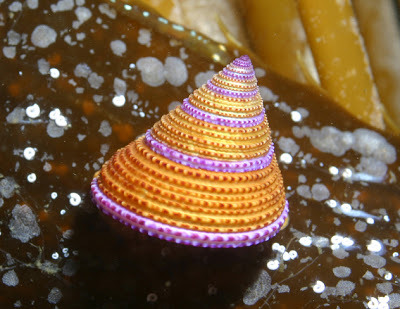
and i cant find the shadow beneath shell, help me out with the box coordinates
[67,202,272,309]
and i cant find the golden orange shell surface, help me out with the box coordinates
[91,55,288,248]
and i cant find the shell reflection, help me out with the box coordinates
[91,55,288,248]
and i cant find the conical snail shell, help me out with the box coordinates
[91,55,288,248]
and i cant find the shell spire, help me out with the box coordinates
[91,55,289,248]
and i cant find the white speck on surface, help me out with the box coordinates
[242,270,271,305]
[311,184,330,201]
[279,153,292,164]
[88,72,104,89]
[77,134,86,141]
[52,252,59,259]
[297,185,312,199]
[114,77,127,95]
[299,236,312,247]
[6,107,25,124]
[2,270,19,287]
[99,120,112,137]
[9,1,22,12]
[277,137,299,155]
[276,102,292,113]
[47,121,65,138]
[168,101,181,111]
[138,28,151,46]
[38,58,50,75]
[353,128,396,164]
[23,147,36,160]
[112,95,125,107]
[336,280,355,296]
[98,3,116,19]
[74,7,92,27]
[9,204,40,243]
[388,293,400,308]
[48,287,63,304]
[254,68,266,78]
[110,39,126,56]
[363,254,386,268]
[0,177,18,199]
[333,266,351,278]
[377,282,393,294]
[50,68,60,79]
[363,270,374,280]
[277,284,290,293]
[51,0,74,12]
[31,25,57,48]
[313,280,325,293]
[313,236,330,248]
[297,107,309,119]
[259,86,278,102]
[27,173,37,183]
[26,104,40,118]
[3,46,16,59]
[7,30,21,45]
[76,32,85,40]
[100,144,109,156]
[43,162,52,172]
[164,57,188,87]
[69,193,81,206]
[194,70,216,88]
[74,63,91,78]
[309,126,354,156]
[27,0,39,9]
[355,220,367,232]
[356,156,388,179]
[51,192,58,199]
[137,57,165,87]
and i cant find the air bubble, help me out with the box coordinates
[50,68,60,78]
[26,104,40,118]
[23,147,36,160]
[27,173,37,183]
[313,280,325,293]
[69,192,81,206]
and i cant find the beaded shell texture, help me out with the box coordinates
[91,55,289,248]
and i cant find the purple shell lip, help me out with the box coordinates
[91,177,289,249]
[145,130,275,173]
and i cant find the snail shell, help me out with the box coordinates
[91,55,288,248]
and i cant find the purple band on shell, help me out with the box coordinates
[91,177,289,248]
[146,130,275,173]
[207,81,258,98]
[222,67,255,80]
[181,98,264,128]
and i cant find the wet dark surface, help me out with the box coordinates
[0,0,399,308]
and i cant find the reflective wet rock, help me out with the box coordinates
[0,0,399,308]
